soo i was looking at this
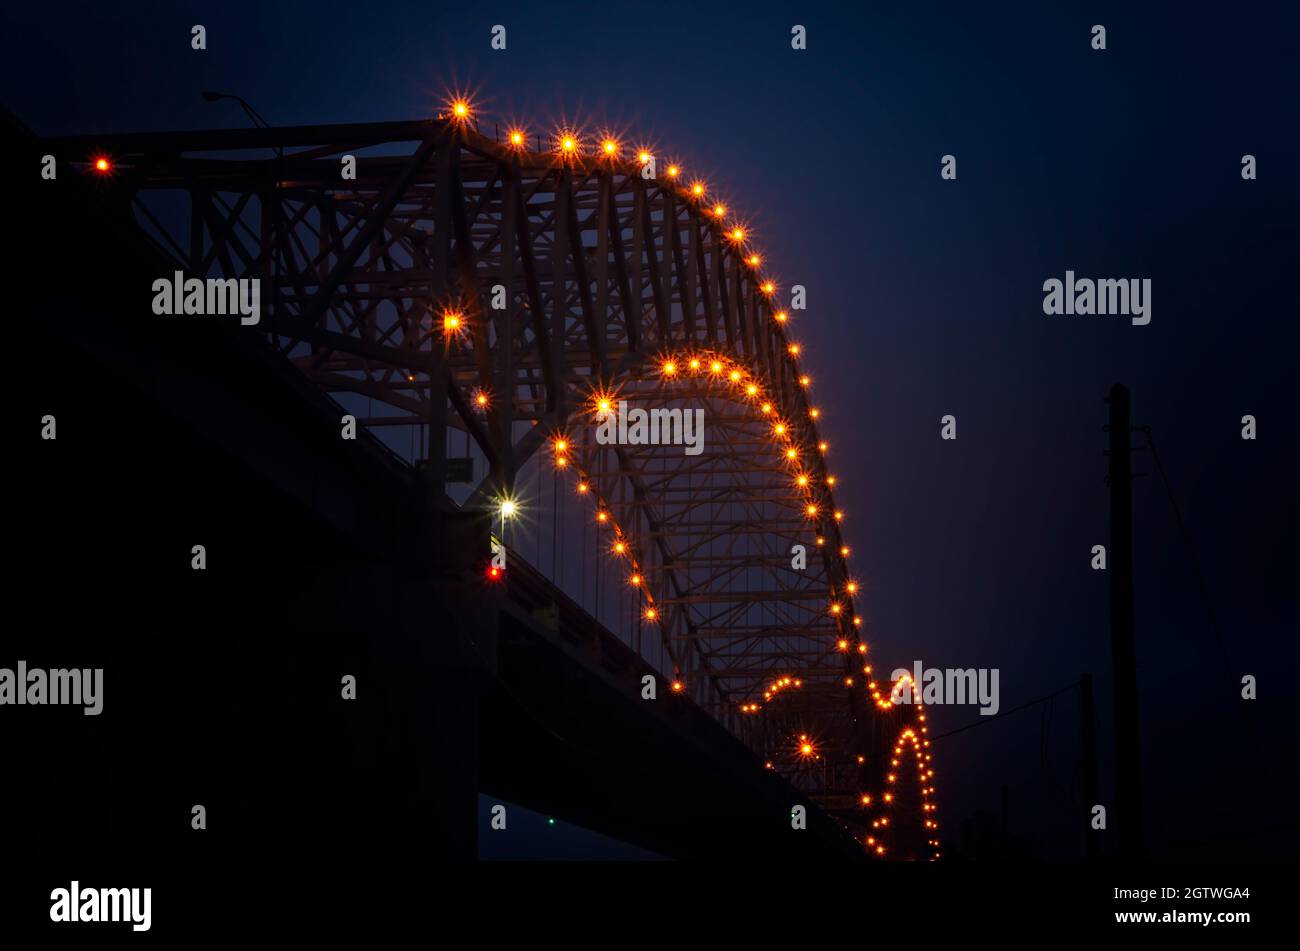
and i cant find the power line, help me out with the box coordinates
[1136,426,1235,680]
[930,680,1080,741]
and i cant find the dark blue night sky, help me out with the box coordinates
[7,0,1297,858]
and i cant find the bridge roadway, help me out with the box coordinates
[10,110,863,862]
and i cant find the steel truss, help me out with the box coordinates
[45,114,936,855]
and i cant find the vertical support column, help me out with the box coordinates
[629,179,645,351]
[596,173,611,357]
[427,135,454,508]
[734,264,750,357]
[550,171,571,417]
[716,234,735,348]
[670,193,695,343]
[493,168,518,490]
[1106,383,1143,859]
[693,214,717,344]
[659,187,675,348]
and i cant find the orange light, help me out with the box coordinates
[688,358,701,371]
[799,375,811,386]
[773,422,786,436]
[800,743,814,756]
[443,311,462,333]
[637,150,651,164]
[796,474,809,487]
[94,157,111,173]
[451,99,470,119]
[629,573,642,586]
[837,639,848,651]
[788,343,801,356]
[846,582,858,594]
[806,504,819,517]
[834,510,844,521]
[816,536,825,546]
[747,254,762,267]
[827,475,837,486]
[857,643,867,653]
[560,134,578,153]
[730,227,746,241]
[785,448,798,460]
[602,138,618,156]
[691,182,705,197]
[818,441,829,452]
[729,369,742,383]
[709,360,723,374]
[760,402,772,414]
[830,603,842,615]
[508,129,526,148]
[774,311,788,323]
[841,545,850,556]
[577,482,589,494]
[474,390,490,408]
[761,281,775,295]
[809,408,820,419]
[612,540,627,555]
[554,438,568,453]
[712,203,726,217]
[667,164,680,178]
[662,360,677,376]
[597,511,608,523]
[647,608,661,622]
[745,383,758,397]
[844,677,854,686]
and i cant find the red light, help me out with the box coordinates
[486,565,504,582]
[93,157,111,174]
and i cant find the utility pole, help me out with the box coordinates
[1079,672,1100,859]
[1106,384,1144,858]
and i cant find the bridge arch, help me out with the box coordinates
[65,101,940,857]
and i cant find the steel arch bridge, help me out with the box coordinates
[46,102,940,859]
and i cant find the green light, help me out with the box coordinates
[547,818,555,826]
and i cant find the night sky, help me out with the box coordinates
[6,0,1297,859]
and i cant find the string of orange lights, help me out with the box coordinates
[444,94,938,858]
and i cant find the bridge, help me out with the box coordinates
[16,99,939,861]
